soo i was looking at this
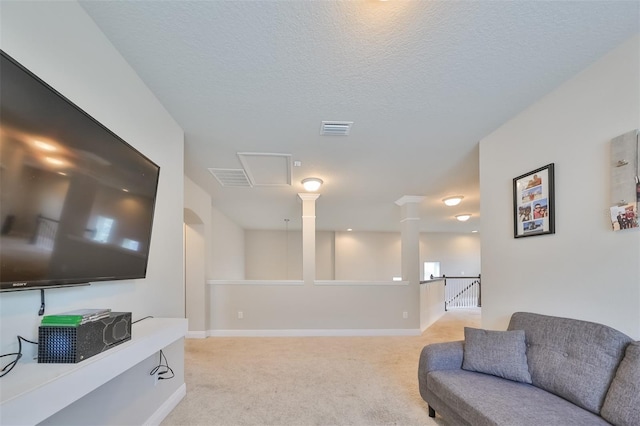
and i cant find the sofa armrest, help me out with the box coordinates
[418,340,464,400]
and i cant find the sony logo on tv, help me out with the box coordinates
[12,282,27,287]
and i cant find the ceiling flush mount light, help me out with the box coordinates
[443,195,464,206]
[302,177,323,192]
[455,214,472,222]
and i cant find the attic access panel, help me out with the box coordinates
[237,152,292,186]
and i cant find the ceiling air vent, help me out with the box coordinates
[320,121,353,136]
[208,168,252,187]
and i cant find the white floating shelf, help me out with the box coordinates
[0,317,187,425]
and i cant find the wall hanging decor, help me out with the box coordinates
[513,163,555,238]
[609,129,639,231]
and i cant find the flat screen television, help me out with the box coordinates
[0,50,160,292]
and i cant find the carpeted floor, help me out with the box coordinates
[162,308,480,426]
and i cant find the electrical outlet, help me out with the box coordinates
[238,311,243,319]
[403,311,408,319]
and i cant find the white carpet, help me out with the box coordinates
[161,308,480,426]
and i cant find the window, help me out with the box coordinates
[424,261,441,280]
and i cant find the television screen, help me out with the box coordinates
[0,51,160,292]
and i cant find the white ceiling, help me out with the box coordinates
[79,1,639,233]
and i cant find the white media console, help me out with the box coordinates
[0,317,187,425]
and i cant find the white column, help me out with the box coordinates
[394,196,424,285]
[298,193,321,285]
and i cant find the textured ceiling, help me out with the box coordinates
[80,1,639,232]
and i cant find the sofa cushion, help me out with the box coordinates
[601,341,640,426]
[508,312,632,414]
[462,327,532,384]
[426,369,610,426]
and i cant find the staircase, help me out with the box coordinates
[444,275,481,310]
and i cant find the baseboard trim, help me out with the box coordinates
[143,383,186,426]
[207,328,421,337]
[186,331,206,339]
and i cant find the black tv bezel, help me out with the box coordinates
[0,50,161,293]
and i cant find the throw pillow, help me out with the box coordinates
[462,327,532,384]
[601,341,640,426]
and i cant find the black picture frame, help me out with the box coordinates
[513,163,555,238]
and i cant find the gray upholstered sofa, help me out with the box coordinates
[418,312,639,426]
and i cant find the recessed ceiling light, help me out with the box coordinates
[455,214,472,222]
[471,230,478,233]
[347,228,353,232]
[443,196,464,206]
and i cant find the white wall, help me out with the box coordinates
[0,1,185,422]
[335,231,402,281]
[242,229,481,282]
[185,224,206,334]
[243,230,336,280]
[210,206,245,279]
[316,231,335,280]
[206,228,481,334]
[420,233,481,279]
[184,176,210,334]
[184,176,211,271]
[208,281,417,334]
[245,230,303,279]
[420,280,446,331]
[480,34,640,339]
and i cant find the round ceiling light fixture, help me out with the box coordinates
[443,195,464,206]
[455,214,472,222]
[301,177,323,192]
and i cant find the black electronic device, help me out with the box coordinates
[38,312,132,363]
[0,50,160,292]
